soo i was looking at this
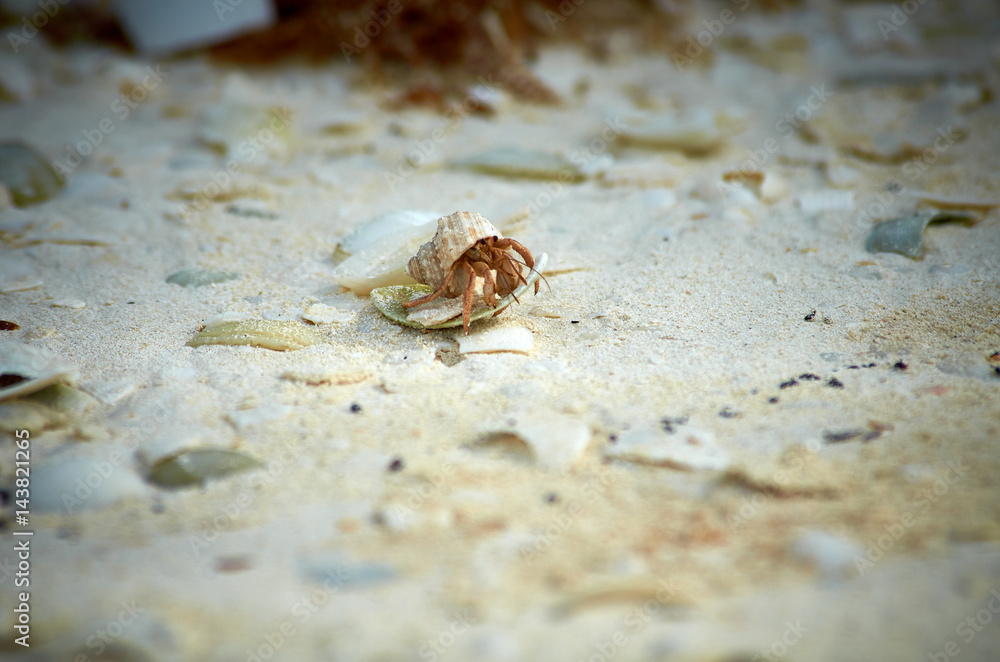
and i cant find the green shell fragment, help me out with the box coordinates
[166,268,241,287]
[371,253,548,330]
[0,400,65,433]
[865,211,979,258]
[0,141,64,207]
[187,319,321,351]
[24,383,97,413]
[451,148,584,182]
[147,449,262,488]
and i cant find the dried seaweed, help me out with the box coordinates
[208,0,689,106]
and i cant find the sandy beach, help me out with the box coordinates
[2,1,1000,660]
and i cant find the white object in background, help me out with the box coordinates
[114,0,276,56]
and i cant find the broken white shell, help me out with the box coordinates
[0,342,78,401]
[331,222,431,295]
[405,211,501,296]
[456,327,533,354]
[336,209,440,258]
[481,408,590,471]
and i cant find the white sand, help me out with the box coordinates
[2,5,1000,660]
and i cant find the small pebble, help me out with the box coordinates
[660,416,689,433]
[166,268,240,288]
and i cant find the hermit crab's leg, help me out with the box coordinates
[401,262,458,308]
[496,254,529,298]
[460,261,476,334]
[508,245,540,294]
[470,260,498,307]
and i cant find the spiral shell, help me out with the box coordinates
[405,211,501,294]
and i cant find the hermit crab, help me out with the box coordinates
[365,211,544,333]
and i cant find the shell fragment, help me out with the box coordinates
[371,253,547,330]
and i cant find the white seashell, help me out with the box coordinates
[456,327,533,354]
[406,211,501,295]
[601,160,679,188]
[825,163,862,188]
[32,456,150,513]
[792,530,864,581]
[337,210,441,257]
[907,191,1000,212]
[621,109,744,154]
[482,409,590,471]
[451,148,584,181]
[0,342,78,402]
[301,303,355,325]
[0,278,43,293]
[187,318,321,351]
[51,298,86,309]
[797,190,855,214]
[605,423,727,471]
[331,221,431,294]
[760,173,791,203]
